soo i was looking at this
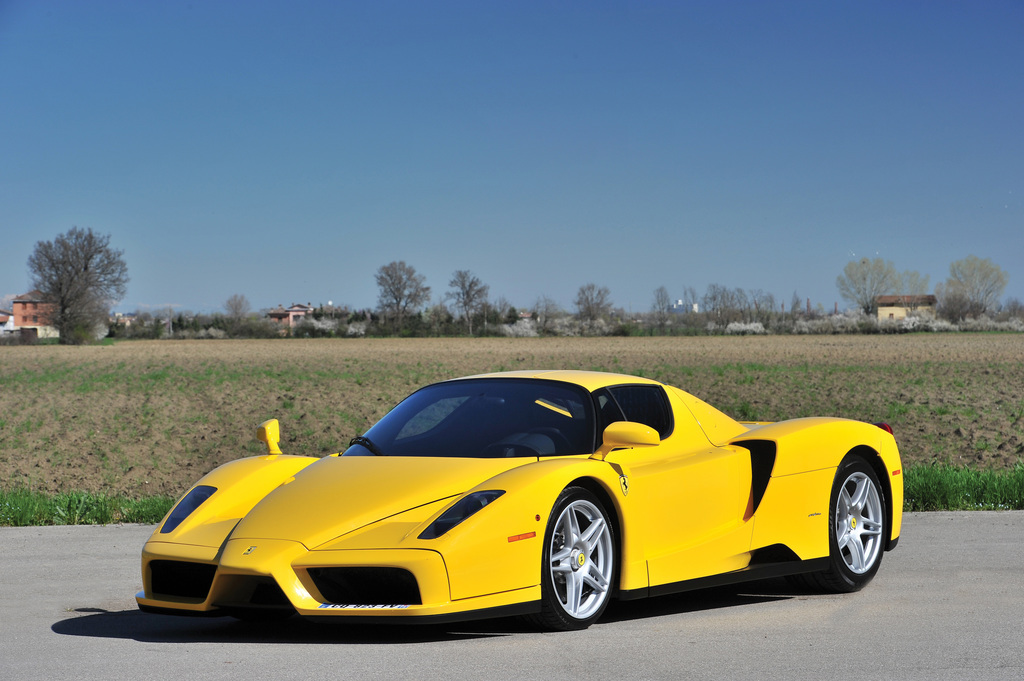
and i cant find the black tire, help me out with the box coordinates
[798,454,887,593]
[528,487,616,631]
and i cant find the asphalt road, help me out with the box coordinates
[2,512,1022,681]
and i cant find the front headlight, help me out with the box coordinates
[160,485,216,533]
[418,490,505,540]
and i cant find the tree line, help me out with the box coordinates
[835,256,1011,321]
[14,228,1023,344]
[197,256,1018,339]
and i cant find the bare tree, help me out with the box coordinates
[575,283,612,329]
[702,284,747,325]
[375,261,430,332]
[424,301,453,336]
[224,294,251,321]
[935,284,970,322]
[651,286,672,331]
[534,295,563,334]
[936,255,1008,320]
[836,258,898,314]
[27,227,128,344]
[748,289,777,325]
[447,270,489,336]
[732,288,751,322]
[492,296,516,325]
[895,270,931,310]
[789,290,802,318]
[1000,298,1024,321]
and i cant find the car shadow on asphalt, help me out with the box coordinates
[600,577,800,625]
[51,578,803,644]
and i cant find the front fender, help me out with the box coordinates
[148,455,321,548]
[415,456,631,601]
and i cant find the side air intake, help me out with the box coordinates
[733,439,776,515]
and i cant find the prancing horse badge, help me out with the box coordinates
[619,475,629,496]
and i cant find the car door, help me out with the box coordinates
[601,385,754,588]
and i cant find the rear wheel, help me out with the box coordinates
[529,487,615,631]
[800,454,887,592]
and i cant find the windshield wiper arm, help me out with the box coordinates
[349,435,385,456]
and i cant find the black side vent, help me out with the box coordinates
[307,567,422,605]
[150,560,217,600]
[733,439,777,514]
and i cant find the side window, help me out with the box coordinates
[594,390,626,434]
[605,385,673,439]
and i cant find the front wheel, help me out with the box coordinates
[529,487,615,631]
[800,454,887,593]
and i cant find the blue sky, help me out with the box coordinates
[2,1,1021,315]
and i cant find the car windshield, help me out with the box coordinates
[343,378,596,458]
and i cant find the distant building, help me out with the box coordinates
[0,308,14,334]
[110,312,137,327]
[12,290,59,338]
[267,302,314,328]
[876,295,937,321]
[671,299,699,314]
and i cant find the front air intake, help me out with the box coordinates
[150,560,217,600]
[307,567,422,605]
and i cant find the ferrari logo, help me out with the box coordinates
[577,553,586,568]
[619,475,629,496]
[243,545,257,555]
[851,518,858,530]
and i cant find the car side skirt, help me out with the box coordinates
[617,557,831,601]
[306,601,541,625]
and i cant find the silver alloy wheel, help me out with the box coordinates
[548,498,613,620]
[835,470,884,574]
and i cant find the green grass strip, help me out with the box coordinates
[903,463,1024,511]
[0,488,175,526]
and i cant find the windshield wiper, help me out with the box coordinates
[349,435,385,456]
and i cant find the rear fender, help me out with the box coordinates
[735,419,903,552]
[732,418,895,476]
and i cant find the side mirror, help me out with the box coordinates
[591,421,660,460]
[257,418,283,457]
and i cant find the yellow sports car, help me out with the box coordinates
[137,370,903,630]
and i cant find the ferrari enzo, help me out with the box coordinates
[137,370,903,630]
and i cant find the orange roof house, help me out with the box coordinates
[267,302,314,328]
[12,290,58,338]
[876,295,937,321]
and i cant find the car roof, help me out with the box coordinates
[450,369,749,445]
[455,370,663,392]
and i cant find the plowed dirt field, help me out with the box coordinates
[2,334,1021,496]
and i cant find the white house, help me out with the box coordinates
[0,308,14,334]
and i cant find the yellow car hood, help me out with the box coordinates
[229,455,531,550]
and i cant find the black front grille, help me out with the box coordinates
[307,567,422,605]
[150,560,217,599]
[250,580,290,606]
